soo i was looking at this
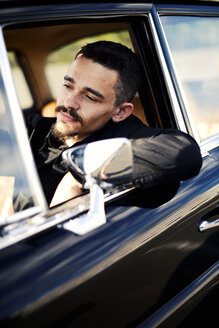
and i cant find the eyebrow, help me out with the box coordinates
[64,75,105,100]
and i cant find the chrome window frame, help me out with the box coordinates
[148,7,188,135]
[152,4,219,148]
[0,27,47,212]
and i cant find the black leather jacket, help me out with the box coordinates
[26,114,202,205]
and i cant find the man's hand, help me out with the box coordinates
[49,172,82,207]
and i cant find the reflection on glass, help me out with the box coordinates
[161,16,219,140]
[0,80,34,218]
[7,51,33,110]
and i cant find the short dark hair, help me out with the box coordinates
[75,41,142,106]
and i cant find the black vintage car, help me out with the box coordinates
[0,1,218,327]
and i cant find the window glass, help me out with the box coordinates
[0,73,34,217]
[8,51,33,109]
[161,16,219,141]
[46,30,132,98]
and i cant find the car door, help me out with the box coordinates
[0,3,218,328]
[134,4,219,327]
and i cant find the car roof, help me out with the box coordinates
[0,0,219,6]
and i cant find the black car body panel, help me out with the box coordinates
[0,147,218,327]
[0,1,218,327]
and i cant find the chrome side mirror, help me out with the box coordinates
[61,138,133,235]
[62,137,133,189]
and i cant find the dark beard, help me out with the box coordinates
[50,123,77,143]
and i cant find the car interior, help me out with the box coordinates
[1,19,156,215]
[3,21,155,127]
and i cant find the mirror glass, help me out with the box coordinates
[62,138,133,186]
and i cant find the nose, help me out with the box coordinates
[64,92,80,111]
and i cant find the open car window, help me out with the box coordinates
[1,20,148,217]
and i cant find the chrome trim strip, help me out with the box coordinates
[0,27,47,211]
[0,206,42,226]
[150,6,200,142]
[0,196,90,250]
[0,188,134,250]
[155,4,219,16]
[200,133,219,157]
[199,217,219,232]
[0,3,152,23]
[137,261,219,328]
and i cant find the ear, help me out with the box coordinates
[112,102,134,123]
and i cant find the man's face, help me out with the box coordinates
[55,55,119,142]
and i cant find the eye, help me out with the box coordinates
[63,83,71,89]
[85,94,99,103]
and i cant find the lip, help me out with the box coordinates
[59,111,77,123]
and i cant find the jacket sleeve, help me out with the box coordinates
[130,129,202,188]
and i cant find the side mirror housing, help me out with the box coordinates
[61,138,133,234]
[62,137,133,189]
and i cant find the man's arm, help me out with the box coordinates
[49,172,83,208]
[131,129,202,188]
[49,128,202,207]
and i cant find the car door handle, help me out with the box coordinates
[198,206,219,232]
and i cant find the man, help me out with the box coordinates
[27,41,202,208]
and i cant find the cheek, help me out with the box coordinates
[56,88,67,105]
[56,94,62,107]
[84,109,113,128]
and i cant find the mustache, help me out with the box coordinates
[55,106,84,126]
